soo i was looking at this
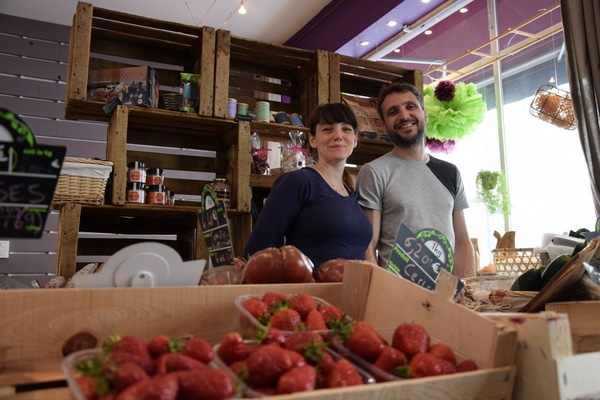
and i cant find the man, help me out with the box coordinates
[356,82,475,279]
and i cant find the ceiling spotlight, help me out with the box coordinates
[421,0,431,3]
[549,76,556,83]
[393,48,401,53]
[402,25,412,34]
[387,20,397,27]
[359,41,370,46]
[424,30,433,35]
[238,2,247,14]
[459,7,468,13]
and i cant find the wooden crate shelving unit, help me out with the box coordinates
[213,30,330,120]
[65,1,216,121]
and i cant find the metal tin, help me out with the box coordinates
[210,178,231,208]
[126,182,146,203]
[127,161,146,183]
[147,184,168,205]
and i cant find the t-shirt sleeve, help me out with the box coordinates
[242,171,306,258]
[356,163,382,211]
[453,169,470,210]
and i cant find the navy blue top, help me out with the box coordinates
[243,168,372,269]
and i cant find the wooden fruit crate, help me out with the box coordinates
[546,300,600,354]
[65,1,216,121]
[213,30,330,120]
[105,105,252,211]
[0,261,517,399]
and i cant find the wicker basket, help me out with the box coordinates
[492,248,541,277]
[158,93,182,111]
[53,158,113,206]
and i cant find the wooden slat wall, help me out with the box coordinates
[0,14,212,287]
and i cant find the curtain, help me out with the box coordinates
[560,0,600,216]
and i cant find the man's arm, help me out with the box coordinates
[452,209,476,279]
[362,208,381,266]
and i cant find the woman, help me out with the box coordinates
[243,103,372,271]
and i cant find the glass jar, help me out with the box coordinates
[147,184,168,205]
[146,168,164,186]
[126,182,146,204]
[127,161,146,183]
[210,178,231,209]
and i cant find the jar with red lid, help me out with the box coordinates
[147,184,168,205]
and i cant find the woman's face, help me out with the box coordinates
[308,121,357,162]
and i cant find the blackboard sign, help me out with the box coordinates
[199,185,234,267]
[387,223,463,295]
[0,108,66,238]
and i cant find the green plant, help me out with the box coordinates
[476,170,510,217]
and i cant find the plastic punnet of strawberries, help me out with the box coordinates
[331,320,479,382]
[69,333,238,400]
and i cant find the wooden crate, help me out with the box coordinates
[65,1,216,121]
[486,312,600,400]
[213,30,329,120]
[54,202,206,280]
[0,261,517,399]
[546,300,600,354]
[105,105,252,211]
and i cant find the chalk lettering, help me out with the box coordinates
[0,182,45,204]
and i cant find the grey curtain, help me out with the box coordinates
[561,0,600,215]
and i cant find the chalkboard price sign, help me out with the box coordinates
[199,185,234,267]
[387,223,463,295]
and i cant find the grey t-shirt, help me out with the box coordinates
[356,152,469,269]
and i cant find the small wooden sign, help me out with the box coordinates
[387,223,463,295]
[199,185,234,267]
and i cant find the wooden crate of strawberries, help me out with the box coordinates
[0,261,517,399]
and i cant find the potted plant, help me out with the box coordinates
[476,170,510,217]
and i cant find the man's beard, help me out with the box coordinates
[387,124,425,148]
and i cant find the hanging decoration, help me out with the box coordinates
[529,84,576,130]
[423,80,486,153]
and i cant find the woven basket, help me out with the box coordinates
[53,158,113,206]
[158,93,182,111]
[492,248,541,277]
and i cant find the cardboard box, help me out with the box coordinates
[486,311,600,400]
[87,66,159,108]
[0,261,517,399]
[546,300,600,354]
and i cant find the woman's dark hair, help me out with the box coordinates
[376,82,424,120]
[308,103,358,136]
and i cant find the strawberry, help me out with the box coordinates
[154,353,208,374]
[346,321,385,362]
[392,323,430,357]
[398,352,456,378]
[372,345,407,377]
[147,335,184,359]
[283,331,324,354]
[258,327,286,345]
[76,376,100,400]
[246,343,297,388]
[269,308,302,331]
[106,351,154,376]
[325,358,363,388]
[112,362,150,393]
[277,364,317,394]
[305,309,328,330]
[290,293,318,319]
[261,292,291,309]
[109,335,149,358]
[456,359,478,372]
[428,343,457,365]
[175,368,236,400]
[242,297,269,320]
[181,337,213,364]
[115,373,178,400]
[318,304,344,323]
[217,332,251,365]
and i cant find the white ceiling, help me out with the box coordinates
[0,0,328,45]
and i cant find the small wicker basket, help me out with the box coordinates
[53,157,113,206]
[492,248,541,277]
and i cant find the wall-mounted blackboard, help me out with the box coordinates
[199,185,234,267]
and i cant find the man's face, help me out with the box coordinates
[380,91,428,148]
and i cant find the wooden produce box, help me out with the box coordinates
[486,312,600,400]
[65,1,216,121]
[329,53,423,165]
[106,105,252,211]
[546,300,600,354]
[0,261,517,399]
[214,30,330,120]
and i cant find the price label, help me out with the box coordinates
[199,185,234,267]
